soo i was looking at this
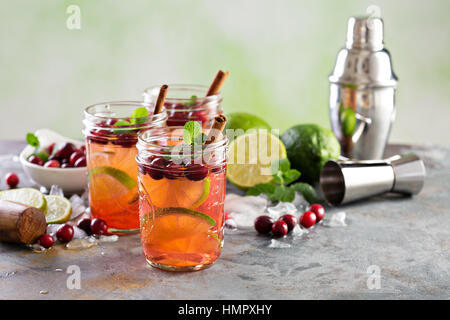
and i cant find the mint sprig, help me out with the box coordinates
[246,158,317,204]
[130,107,149,125]
[183,121,202,145]
[26,133,40,148]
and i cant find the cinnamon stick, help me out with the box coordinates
[0,200,47,244]
[205,115,227,145]
[154,84,168,114]
[206,70,229,96]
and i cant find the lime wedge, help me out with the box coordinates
[88,166,137,190]
[153,207,216,226]
[44,195,72,224]
[227,131,287,189]
[189,178,210,209]
[0,188,47,212]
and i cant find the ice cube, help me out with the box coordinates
[98,235,119,243]
[46,224,63,236]
[49,185,64,197]
[291,224,307,238]
[225,194,269,229]
[69,194,86,219]
[30,243,46,252]
[292,192,309,212]
[224,218,237,230]
[268,239,291,248]
[267,201,298,219]
[323,211,347,227]
[80,188,90,207]
[66,237,98,250]
[72,226,88,239]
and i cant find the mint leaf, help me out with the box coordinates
[183,121,202,145]
[282,169,301,184]
[26,133,39,148]
[185,95,197,107]
[273,185,295,202]
[270,158,289,175]
[272,172,284,185]
[246,183,276,197]
[113,120,132,134]
[130,107,149,125]
[290,183,318,204]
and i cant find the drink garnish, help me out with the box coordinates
[88,166,137,190]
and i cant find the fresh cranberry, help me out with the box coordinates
[185,163,208,181]
[90,218,108,235]
[38,234,54,248]
[272,220,288,237]
[300,211,317,228]
[77,218,91,234]
[112,133,137,148]
[309,204,325,222]
[53,142,76,160]
[254,215,274,234]
[47,143,56,155]
[44,160,61,168]
[5,173,19,188]
[189,110,208,124]
[164,162,184,180]
[56,224,74,242]
[224,212,232,221]
[78,145,86,154]
[147,157,166,180]
[28,155,44,166]
[69,152,84,166]
[74,156,87,167]
[61,163,72,168]
[279,214,297,232]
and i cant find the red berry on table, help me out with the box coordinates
[254,215,274,234]
[28,155,44,166]
[74,156,87,167]
[38,234,54,248]
[56,224,74,242]
[69,152,84,166]
[5,173,19,188]
[300,211,317,228]
[77,218,91,234]
[47,143,56,155]
[272,220,288,237]
[90,218,108,235]
[44,160,61,168]
[279,214,297,232]
[309,204,325,222]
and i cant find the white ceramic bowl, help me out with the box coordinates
[19,129,88,194]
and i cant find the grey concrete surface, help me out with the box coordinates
[0,142,449,299]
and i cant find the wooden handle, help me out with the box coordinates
[0,200,47,244]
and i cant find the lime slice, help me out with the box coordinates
[142,177,210,209]
[153,207,216,226]
[44,195,72,224]
[225,112,271,140]
[0,188,47,212]
[88,166,137,190]
[227,131,287,189]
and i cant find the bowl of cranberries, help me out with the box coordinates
[19,129,88,193]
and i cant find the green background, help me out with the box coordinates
[0,0,449,144]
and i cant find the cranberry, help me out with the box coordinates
[147,157,166,180]
[44,160,61,168]
[309,204,325,222]
[272,220,288,237]
[224,212,232,221]
[279,214,297,232]
[74,156,87,167]
[189,110,208,124]
[300,211,317,228]
[105,118,118,126]
[38,234,54,248]
[77,218,91,234]
[90,218,108,235]
[28,155,44,166]
[89,130,109,145]
[56,224,74,242]
[185,163,208,181]
[164,162,184,180]
[69,152,84,166]
[61,163,72,168]
[78,145,86,154]
[53,142,76,160]
[5,173,19,188]
[47,143,56,155]
[112,133,137,148]
[254,215,274,234]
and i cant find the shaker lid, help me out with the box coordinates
[329,16,398,88]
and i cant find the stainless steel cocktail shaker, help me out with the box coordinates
[329,17,398,160]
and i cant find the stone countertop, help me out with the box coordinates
[0,141,449,299]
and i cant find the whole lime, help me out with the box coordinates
[281,124,340,184]
[225,112,271,140]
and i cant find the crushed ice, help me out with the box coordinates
[323,211,347,227]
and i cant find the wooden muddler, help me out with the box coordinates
[206,70,229,96]
[154,84,168,115]
[0,200,47,244]
[205,115,227,145]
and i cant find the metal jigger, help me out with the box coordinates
[320,153,426,206]
[329,16,398,160]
